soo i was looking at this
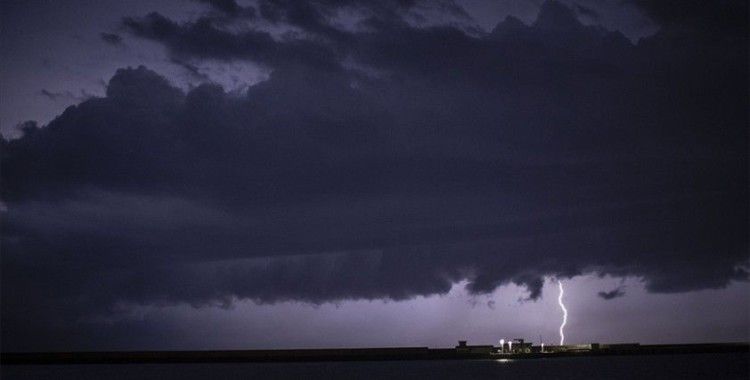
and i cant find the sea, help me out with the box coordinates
[2,353,748,379]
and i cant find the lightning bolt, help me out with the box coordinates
[557,280,568,345]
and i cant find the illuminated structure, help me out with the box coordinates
[455,337,641,356]
[455,341,494,354]
[497,339,532,354]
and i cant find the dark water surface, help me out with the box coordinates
[3,353,748,379]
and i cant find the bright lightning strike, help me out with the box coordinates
[557,281,568,345]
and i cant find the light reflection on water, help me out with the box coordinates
[2,353,748,380]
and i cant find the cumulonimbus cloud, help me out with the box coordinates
[1,0,747,350]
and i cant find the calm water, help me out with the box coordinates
[3,353,748,379]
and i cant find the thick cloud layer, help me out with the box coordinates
[1,1,747,350]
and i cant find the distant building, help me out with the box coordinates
[498,339,533,354]
[600,343,639,351]
[543,343,601,353]
[454,336,640,356]
[455,341,494,354]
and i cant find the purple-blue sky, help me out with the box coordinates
[1,0,748,351]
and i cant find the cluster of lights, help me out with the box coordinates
[498,338,512,353]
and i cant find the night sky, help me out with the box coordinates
[1,0,748,352]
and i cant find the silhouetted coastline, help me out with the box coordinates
[3,342,747,365]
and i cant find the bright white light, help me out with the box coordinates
[508,340,513,352]
[557,281,568,345]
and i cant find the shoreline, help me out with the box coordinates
[2,343,748,365]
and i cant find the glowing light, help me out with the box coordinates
[557,281,568,345]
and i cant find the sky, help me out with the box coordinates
[0,0,748,352]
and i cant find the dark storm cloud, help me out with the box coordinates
[39,89,92,102]
[13,121,39,136]
[170,57,211,81]
[196,0,243,16]
[1,0,748,350]
[573,3,598,19]
[122,11,341,70]
[631,0,747,36]
[100,32,123,45]
[598,287,625,300]
[122,0,473,68]
[40,89,73,101]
